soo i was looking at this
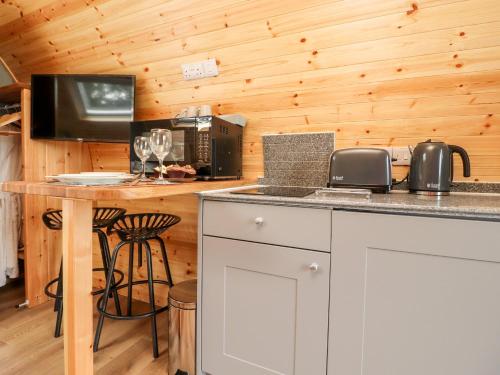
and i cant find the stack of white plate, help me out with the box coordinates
[46,172,137,186]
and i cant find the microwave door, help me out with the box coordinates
[164,128,197,164]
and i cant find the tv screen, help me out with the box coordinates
[31,74,135,142]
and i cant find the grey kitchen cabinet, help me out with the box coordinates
[201,235,330,375]
[329,211,500,375]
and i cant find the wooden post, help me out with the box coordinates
[62,198,94,375]
[21,88,51,307]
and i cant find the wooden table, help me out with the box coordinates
[1,179,252,375]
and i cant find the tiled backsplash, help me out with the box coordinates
[261,132,335,187]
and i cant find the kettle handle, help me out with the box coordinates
[449,145,471,180]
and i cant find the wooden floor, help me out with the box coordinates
[0,280,169,375]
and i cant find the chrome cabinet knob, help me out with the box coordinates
[254,217,264,225]
[309,263,319,272]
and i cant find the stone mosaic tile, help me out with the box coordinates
[262,132,335,187]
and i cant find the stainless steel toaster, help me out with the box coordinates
[327,148,392,193]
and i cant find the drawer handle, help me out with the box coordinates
[309,263,319,272]
[254,217,264,225]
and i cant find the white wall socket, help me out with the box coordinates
[392,146,412,166]
[377,146,412,166]
[181,58,219,80]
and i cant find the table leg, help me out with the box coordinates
[62,199,94,375]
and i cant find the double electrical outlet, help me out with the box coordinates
[380,146,413,166]
[181,58,219,80]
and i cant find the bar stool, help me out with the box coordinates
[42,207,126,338]
[93,212,181,358]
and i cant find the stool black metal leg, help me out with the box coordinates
[54,261,63,338]
[54,302,63,338]
[54,261,63,312]
[154,236,174,287]
[144,240,159,358]
[137,242,143,268]
[94,241,126,353]
[97,230,122,316]
[127,241,135,316]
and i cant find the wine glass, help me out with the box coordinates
[133,136,152,182]
[149,128,173,184]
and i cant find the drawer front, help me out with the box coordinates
[203,200,331,252]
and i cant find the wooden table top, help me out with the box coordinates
[1,179,254,201]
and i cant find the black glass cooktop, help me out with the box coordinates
[231,186,316,198]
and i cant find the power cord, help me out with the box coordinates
[392,173,409,186]
[392,145,413,186]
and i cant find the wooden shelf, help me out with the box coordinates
[0,130,21,136]
[0,82,29,104]
[0,112,21,128]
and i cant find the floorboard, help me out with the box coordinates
[0,279,170,375]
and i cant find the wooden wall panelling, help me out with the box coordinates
[27,0,345,72]
[5,0,463,75]
[76,1,497,82]
[0,0,253,75]
[87,142,130,172]
[124,0,497,91]
[93,195,199,306]
[21,88,50,306]
[0,0,56,29]
[21,85,94,306]
[2,0,500,303]
[45,142,94,302]
[0,0,466,81]
[0,0,106,43]
[87,142,198,303]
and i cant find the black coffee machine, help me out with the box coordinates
[409,140,471,196]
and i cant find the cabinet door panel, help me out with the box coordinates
[202,236,330,375]
[329,211,500,375]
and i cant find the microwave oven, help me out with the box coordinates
[130,116,243,180]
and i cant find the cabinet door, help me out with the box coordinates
[329,211,500,375]
[202,236,330,375]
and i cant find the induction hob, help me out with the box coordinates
[231,186,316,198]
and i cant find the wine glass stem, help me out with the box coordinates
[158,158,164,180]
[141,160,146,179]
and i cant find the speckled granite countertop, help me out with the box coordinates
[200,185,500,222]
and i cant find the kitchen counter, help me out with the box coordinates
[198,185,500,374]
[2,179,254,200]
[200,185,500,221]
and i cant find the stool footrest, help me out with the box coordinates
[44,268,125,299]
[96,279,170,320]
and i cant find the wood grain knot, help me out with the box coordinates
[406,3,418,15]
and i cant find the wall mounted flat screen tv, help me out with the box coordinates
[31,74,135,142]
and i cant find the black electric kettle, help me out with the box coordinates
[409,140,471,195]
